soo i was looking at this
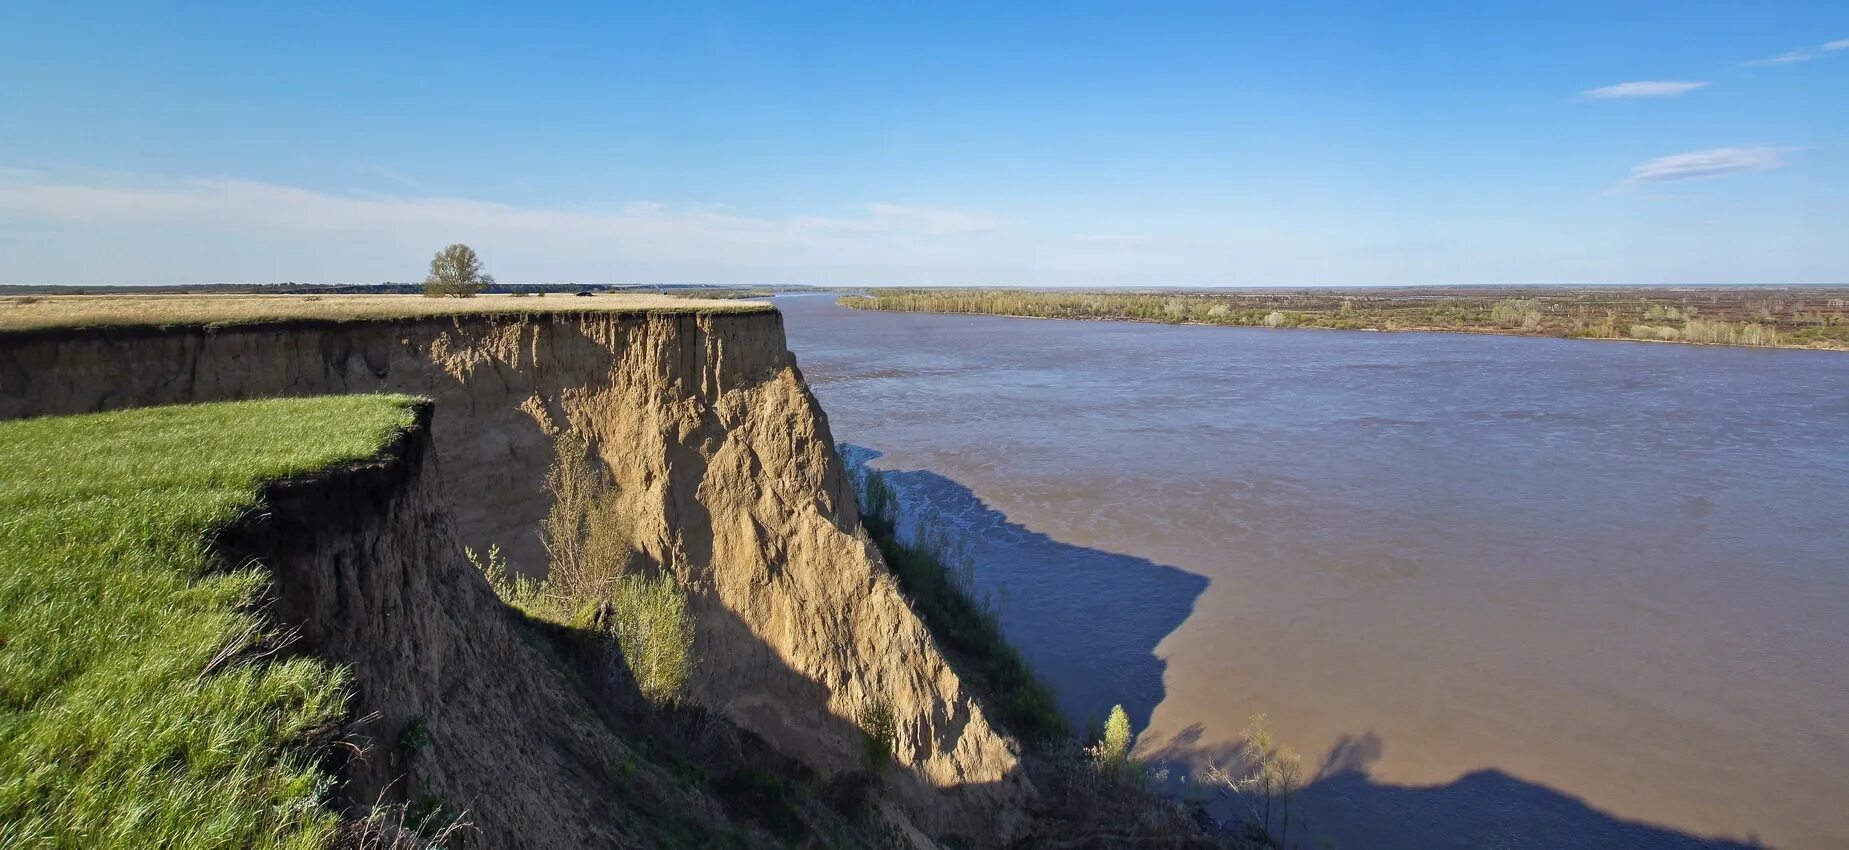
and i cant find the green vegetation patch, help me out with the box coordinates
[0,395,421,849]
[840,286,1849,350]
[853,466,1068,744]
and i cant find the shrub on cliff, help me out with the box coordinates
[604,572,696,705]
[1094,704,1135,776]
[858,696,898,772]
[472,431,696,706]
[541,433,631,610]
[421,243,494,298]
[467,543,546,612]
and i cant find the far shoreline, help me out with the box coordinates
[839,286,1849,351]
[853,307,1849,352]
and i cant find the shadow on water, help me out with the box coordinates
[1144,726,1769,850]
[839,445,1209,735]
[832,445,1771,848]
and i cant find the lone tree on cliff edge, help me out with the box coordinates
[423,243,494,297]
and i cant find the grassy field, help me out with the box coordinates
[840,286,1849,350]
[0,292,771,333]
[0,395,420,849]
[664,286,783,300]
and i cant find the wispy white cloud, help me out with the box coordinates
[0,170,1014,285]
[1623,146,1794,184]
[0,169,1384,286]
[0,174,998,240]
[1742,49,1814,66]
[2,167,1842,286]
[1581,80,1708,99]
[1742,38,1849,64]
[359,164,428,192]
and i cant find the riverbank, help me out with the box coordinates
[838,287,1849,351]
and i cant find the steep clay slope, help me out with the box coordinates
[0,306,1031,843]
[217,401,712,847]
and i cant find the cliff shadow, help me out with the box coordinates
[1144,727,1770,850]
[839,445,1210,734]
[505,575,1044,846]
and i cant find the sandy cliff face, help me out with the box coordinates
[216,403,650,847]
[0,309,1029,842]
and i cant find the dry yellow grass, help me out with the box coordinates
[0,292,772,333]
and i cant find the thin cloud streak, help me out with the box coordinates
[1581,81,1708,99]
[0,174,996,239]
[0,171,1320,287]
[1742,50,1814,66]
[1623,147,1793,184]
[0,172,1021,285]
[1,169,1841,287]
[1825,39,1849,51]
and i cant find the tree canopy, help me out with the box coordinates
[423,243,494,297]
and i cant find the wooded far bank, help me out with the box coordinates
[838,286,1849,350]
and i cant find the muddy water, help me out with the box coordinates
[778,294,1849,849]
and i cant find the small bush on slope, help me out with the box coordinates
[473,431,695,706]
[604,572,696,705]
[0,395,419,850]
[540,432,632,608]
[858,697,897,772]
[1094,704,1135,777]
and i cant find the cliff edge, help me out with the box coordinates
[0,297,1032,844]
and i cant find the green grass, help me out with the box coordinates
[0,395,421,849]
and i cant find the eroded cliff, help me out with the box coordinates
[0,302,1031,844]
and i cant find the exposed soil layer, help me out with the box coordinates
[0,308,1029,843]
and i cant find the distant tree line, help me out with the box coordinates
[838,287,1849,349]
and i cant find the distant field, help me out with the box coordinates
[0,292,771,333]
[665,286,782,300]
[0,396,418,849]
[840,287,1849,350]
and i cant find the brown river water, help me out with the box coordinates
[777,294,1849,849]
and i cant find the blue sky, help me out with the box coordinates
[2,1,1845,286]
